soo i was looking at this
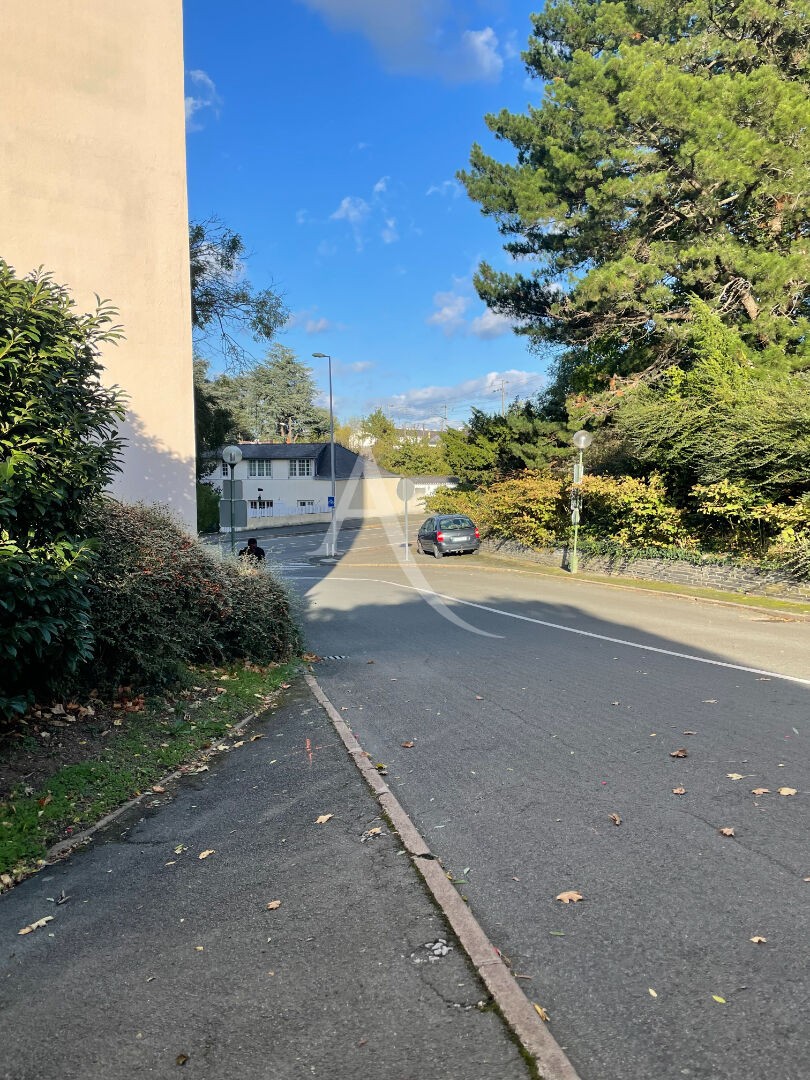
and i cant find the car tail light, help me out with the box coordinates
[474,528,480,539]
[436,531,444,543]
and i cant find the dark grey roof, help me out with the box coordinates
[234,442,365,480]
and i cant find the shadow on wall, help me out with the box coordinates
[112,410,197,534]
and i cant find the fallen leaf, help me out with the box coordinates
[315,814,333,825]
[672,787,687,795]
[38,794,52,809]
[176,1054,189,1066]
[533,1003,550,1022]
[475,695,484,700]
[366,659,375,664]
[683,730,697,735]
[750,936,767,944]
[266,900,281,910]
[719,827,735,837]
[401,741,415,748]
[556,890,584,904]
[18,915,54,935]
[174,844,187,855]
[250,734,264,742]
[712,995,726,1004]
[609,813,622,826]
[670,748,689,758]
[152,785,166,794]
[703,699,717,704]
[751,787,770,796]
[648,988,658,998]
[194,946,204,952]
[778,787,797,796]
[375,763,388,773]
[727,773,744,781]
[198,849,215,860]
[231,740,244,748]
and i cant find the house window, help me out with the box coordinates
[248,460,272,477]
[249,499,273,510]
[297,500,315,509]
[221,462,228,477]
[289,459,312,477]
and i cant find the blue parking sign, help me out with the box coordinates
[327,496,335,508]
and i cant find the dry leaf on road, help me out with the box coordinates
[712,995,726,1004]
[176,1054,189,1066]
[533,1003,550,1021]
[648,988,658,998]
[609,813,622,826]
[670,748,689,758]
[250,733,265,742]
[266,900,282,910]
[152,785,166,794]
[751,788,770,796]
[315,814,333,824]
[727,773,744,781]
[18,916,54,935]
[719,827,735,837]
[401,741,415,748]
[556,890,584,904]
[778,787,797,796]
[672,787,687,795]
[750,936,767,944]
[198,849,215,860]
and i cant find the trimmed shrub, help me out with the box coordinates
[577,474,691,549]
[81,501,299,690]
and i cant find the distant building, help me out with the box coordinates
[206,442,457,528]
[2,1,196,530]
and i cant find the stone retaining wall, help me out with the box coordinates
[482,537,810,602]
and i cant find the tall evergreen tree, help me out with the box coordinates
[460,0,809,387]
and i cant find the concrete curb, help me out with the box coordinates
[304,670,582,1080]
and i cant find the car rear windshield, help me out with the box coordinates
[439,516,474,530]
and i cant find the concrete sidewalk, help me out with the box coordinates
[0,682,536,1080]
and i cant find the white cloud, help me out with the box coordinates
[426,180,461,198]
[331,195,371,225]
[427,291,470,335]
[286,308,335,334]
[469,308,515,340]
[381,217,399,244]
[184,69,221,131]
[294,1,504,82]
[373,176,389,194]
[295,209,310,225]
[383,369,547,423]
[457,28,503,82]
[331,195,371,250]
[336,359,374,374]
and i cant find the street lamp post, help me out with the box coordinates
[569,430,593,574]
[312,353,337,557]
[221,445,243,554]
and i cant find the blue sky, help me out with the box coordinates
[183,0,550,428]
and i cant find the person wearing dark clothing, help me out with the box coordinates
[238,537,266,563]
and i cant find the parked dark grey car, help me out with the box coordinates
[416,515,481,558]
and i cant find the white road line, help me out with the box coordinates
[325,576,810,687]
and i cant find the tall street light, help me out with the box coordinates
[312,352,337,557]
[221,444,243,554]
[569,429,593,574]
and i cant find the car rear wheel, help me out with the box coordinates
[434,545,443,559]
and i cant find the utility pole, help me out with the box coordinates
[492,380,508,417]
[439,404,448,431]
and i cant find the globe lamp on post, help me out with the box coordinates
[570,430,593,574]
[221,444,243,554]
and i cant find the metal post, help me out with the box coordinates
[229,462,236,554]
[404,490,409,562]
[328,355,337,558]
[570,448,582,574]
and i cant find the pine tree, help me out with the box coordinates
[460,0,809,386]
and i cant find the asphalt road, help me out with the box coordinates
[277,521,810,1080]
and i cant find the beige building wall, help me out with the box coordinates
[1,1,196,530]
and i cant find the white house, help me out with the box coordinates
[205,442,459,530]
